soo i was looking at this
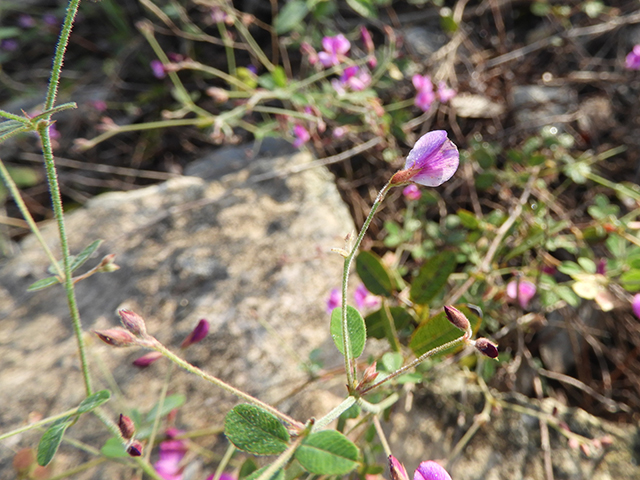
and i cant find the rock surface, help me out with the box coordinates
[0,145,638,479]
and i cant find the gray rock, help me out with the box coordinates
[511,85,577,132]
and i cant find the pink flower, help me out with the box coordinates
[354,284,381,310]
[133,351,163,367]
[206,473,236,480]
[292,124,310,148]
[151,60,166,79]
[437,82,456,103]
[389,456,451,480]
[402,184,422,201]
[632,294,640,319]
[180,319,210,348]
[390,130,459,187]
[318,34,351,67]
[412,75,435,112]
[154,434,187,480]
[332,66,371,93]
[361,27,377,68]
[301,42,319,65]
[626,45,640,70]
[506,279,536,309]
[327,288,342,312]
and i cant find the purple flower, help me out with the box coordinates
[180,319,210,348]
[18,14,35,29]
[354,284,381,310]
[292,124,310,148]
[326,288,342,312]
[596,259,607,275]
[318,34,350,67]
[301,42,319,65]
[341,65,371,91]
[154,435,187,480]
[206,473,236,480]
[389,456,451,480]
[1,39,18,52]
[506,279,536,309]
[333,126,347,138]
[412,74,435,111]
[150,59,166,79]
[402,184,422,201]
[632,294,640,319]
[91,100,108,112]
[437,82,456,103]
[390,130,459,187]
[43,14,58,26]
[133,351,163,367]
[626,45,640,70]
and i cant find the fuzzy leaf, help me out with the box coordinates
[295,430,359,475]
[37,416,74,466]
[409,306,481,358]
[101,437,128,458]
[77,390,111,414]
[224,404,290,455]
[356,250,393,296]
[145,394,186,423]
[27,276,60,292]
[274,1,308,34]
[330,306,366,358]
[410,251,457,305]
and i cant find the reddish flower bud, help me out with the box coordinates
[180,319,210,348]
[118,414,136,440]
[118,309,147,336]
[389,455,409,480]
[93,328,137,347]
[133,351,163,368]
[127,440,143,457]
[97,254,120,273]
[443,306,471,332]
[357,362,379,391]
[474,338,499,359]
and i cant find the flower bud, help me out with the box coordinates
[93,328,137,347]
[180,319,210,348]
[118,309,147,337]
[389,455,409,480]
[357,362,379,391]
[127,440,143,457]
[118,414,136,440]
[97,254,120,273]
[133,351,163,368]
[474,338,499,359]
[443,306,470,332]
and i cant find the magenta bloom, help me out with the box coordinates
[506,279,536,309]
[206,473,236,480]
[180,319,210,348]
[402,184,422,201]
[632,294,640,319]
[292,124,310,148]
[342,66,371,91]
[437,82,456,103]
[154,436,187,480]
[318,34,350,67]
[18,14,35,29]
[389,456,451,480]
[133,351,163,367]
[151,60,166,79]
[326,288,342,313]
[354,284,380,310]
[412,74,435,111]
[391,130,459,187]
[626,45,640,70]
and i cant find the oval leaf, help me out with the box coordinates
[330,306,366,358]
[295,430,359,475]
[620,269,640,292]
[274,0,308,34]
[101,437,128,458]
[27,276,60,292]
[77,389,111,414]
[224,404,290,455]
[410,251,457,305]
[245,465,284,480]
[356,251,393,296]
[37,416,74,466]
[365,307,412,340]
[409,306,481,358]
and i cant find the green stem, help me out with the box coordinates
[216,20,237,81]
[151,342,304,429]
[0,158,63,278]
[357,392,399,414]
[254,434,307,480]
[0,407,79,441]
[0,108,29,122]
[312,396,356,432]
[359,335,467,395]
[212,443,236,480]
[341,181,393,388]
[37,122,93,397]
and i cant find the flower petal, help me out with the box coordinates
[408,137,459,187]
[414,461,452,480]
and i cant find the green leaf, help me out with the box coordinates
[37,416,74,466]
[238,458,259,480]
[70,239,103,273]
[274,1,308,34]
[356,250,393,296]
[6,166,41,187]
[346,0,377,18]
[410,251,457,305]
[557,261,583,277]
[245,465,285,480]
[0,27,21,40]
[224,404,290,455]
[27,276,60,292]
[295,430,359,475]
[271,66,287,88]
[620,269,640,292]
[475,172,495,190]
[380,351,402,372]
[577,257,596,274]
[365,307,412,340]
[77,390,111,414]
[409,306,481,358]
[101,437,129,458]
[145,394,186,423]
[330,306,366,358]
[457,209,480,229]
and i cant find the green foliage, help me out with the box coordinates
[410,251,457,305]
[356,251,394,296]
[409,306,481,357]
[77,389,111,413]
[37,417,74,466]
[330,306,367,358]
[295,430,359,475]
[225,404,291,455]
